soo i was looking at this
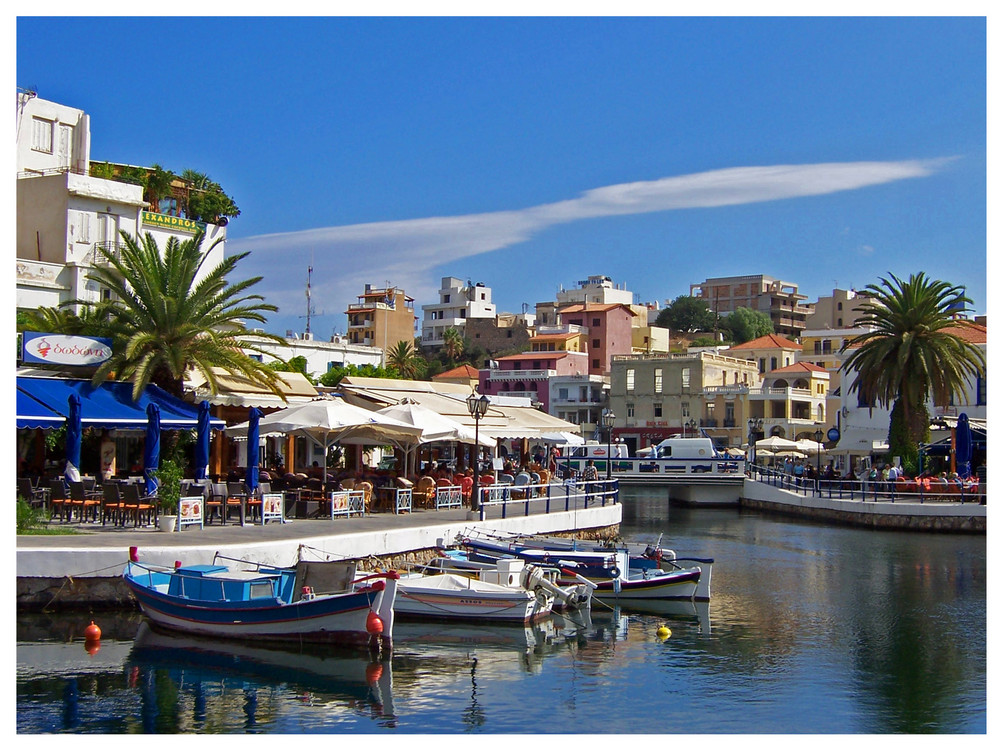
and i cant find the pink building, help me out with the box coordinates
[480,350,590,411]
[558,302,636,376]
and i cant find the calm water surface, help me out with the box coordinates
[16,488,987,734]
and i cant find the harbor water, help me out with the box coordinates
[16,486,987,734]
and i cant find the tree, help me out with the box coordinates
[442,327,465,362]
[181,169,240,224]
[725,306,774,344]
[268,355,314,382]
[840,272,985,472]
[386,340,423,380]
[74,230,288,400]
[144,164,176,214]
[655,295,715,332]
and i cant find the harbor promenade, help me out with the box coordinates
[16,493,623,609]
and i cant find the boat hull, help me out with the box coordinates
[395,574,550,624]
[589,568,701,601]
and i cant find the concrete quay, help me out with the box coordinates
[742,478,986,532]
[16,497,623,610]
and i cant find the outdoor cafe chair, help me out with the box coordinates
[48,479,69,521]
[413,476,436,508]
[68,481,101,522]
[121,483,158,527]
[18,478,49,509]
[246,482,269,522]
[225,481,249,523]
[205,483,227,524]
[100,482,127,526]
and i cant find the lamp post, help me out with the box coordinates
[687,419,698,439]
[814,428,824,488]
[747,417,762,468]
[601,408,616,479]
[467,391,490,512]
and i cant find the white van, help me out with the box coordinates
[647,437,718,459]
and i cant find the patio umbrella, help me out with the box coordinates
[245,407,261,494]
[194,400,212,480]
[794,439,826,455]
[229,396,423,484]
[64,393,82,483]
[144,403,160,496]
[754,436,800,452]
[955,412,973,479]
[376,400,488,476]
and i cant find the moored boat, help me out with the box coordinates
[457,534,702,602]
[123,552,398,652]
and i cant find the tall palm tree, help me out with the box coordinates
[442,326,465,362]
[386,340,422,380]
[74,229,287,400]
[840,272,985,469]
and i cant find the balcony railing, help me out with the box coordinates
[85,241,125,266]
[488,368,554,381]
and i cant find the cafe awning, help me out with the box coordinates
[16,375,223,431]
[16,388,66,430]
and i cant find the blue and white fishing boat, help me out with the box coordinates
[459,528,714,600]
[123,552,399,651]
[457,533,702,602]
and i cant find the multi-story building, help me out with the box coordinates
[479,349,591,412]
[690,274,812,338]
[609,351,762,453]
[344,284,415,357]
[16,91,226,315]
[463,314,532,356]
[558,302,635,377]
[810,288,871,329]
[726,333,801,375]
[420,277,497,347]
[748,362,832,439]
[248,331,384,378]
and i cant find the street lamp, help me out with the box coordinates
[601,408,616,479]
[747,418,763,467]
[466,391,490,511]
[687,419,698,439]
[814,428,824,487]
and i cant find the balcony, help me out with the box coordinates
[85,240,125,266]
[488,368,554,381]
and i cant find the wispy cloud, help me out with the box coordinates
[233,158,948,331]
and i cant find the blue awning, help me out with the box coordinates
[16,376,225,431]
[17,388,66,430]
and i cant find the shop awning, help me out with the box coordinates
[16,388,66,430]
[16,376,224,431]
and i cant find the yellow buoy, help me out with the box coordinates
[657,624,672,640]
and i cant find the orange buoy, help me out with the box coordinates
[366,610,384,635]
[83,621,102,641]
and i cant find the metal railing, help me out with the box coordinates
[475,478,619,520]
[750,465,984,504]
[560,456,745,478]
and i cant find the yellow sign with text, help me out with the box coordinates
[142,211,205,234]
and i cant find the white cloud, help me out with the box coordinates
[232,158,947,331]
[858,244,876,256]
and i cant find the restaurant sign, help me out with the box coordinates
[22,333,113,366]
[142,211,205,234]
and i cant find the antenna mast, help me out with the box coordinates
[305,264,314,335]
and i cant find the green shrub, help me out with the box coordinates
[16,497,43,533]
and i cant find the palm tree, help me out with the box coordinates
[840,272,985,470]
[386,340,422,380]
[442,326,465,362]
[74,229,287,400]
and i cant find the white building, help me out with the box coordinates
[420,277,497,347]
[15,90,226,315]
[247,332,384,378]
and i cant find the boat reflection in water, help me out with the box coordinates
[613,598,711,635]
[128,622,396,730]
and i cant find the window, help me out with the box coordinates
[460,310,466,318]
[654,368,663,393]
[626,368,635,392]
[592,338,601,349]
[592,359,600,369]
[681,402,690,418]
[770,357,777,370]
[443,294,450,303]
[626,403,635,418]
[559,388,569,400]
[759,358,765,373]
[76,212,90,243]
[654,403,663,417]
[837,302,843,310]
[977,372,986,405]
[681,367,691,389]
[31,117,53,153]
[592,318,601,327]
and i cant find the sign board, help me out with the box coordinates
[261,493,283,524]
[22,333,112,366]
[142,211,205,234]
[827,427,841,443]
[178,496,203,530]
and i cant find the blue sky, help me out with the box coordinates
[15,15,988,338]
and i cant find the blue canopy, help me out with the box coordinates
[16,388,65,430]
[16,376,225,431]
[194,400,212,481]
[245,407,261,494]
[65,393,82,482]
[144,403,161,496]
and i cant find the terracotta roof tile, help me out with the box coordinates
[728,333,802,350]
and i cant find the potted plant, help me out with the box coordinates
[154,459,183,532]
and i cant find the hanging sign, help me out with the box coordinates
[22,333,112,366]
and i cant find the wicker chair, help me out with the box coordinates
[413,476,436,508]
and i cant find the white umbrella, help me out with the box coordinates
[376,400,490,476]
[778,450,808,459]
[794,438,826,454]
[754,436,800,452]
[229,396,423,483]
